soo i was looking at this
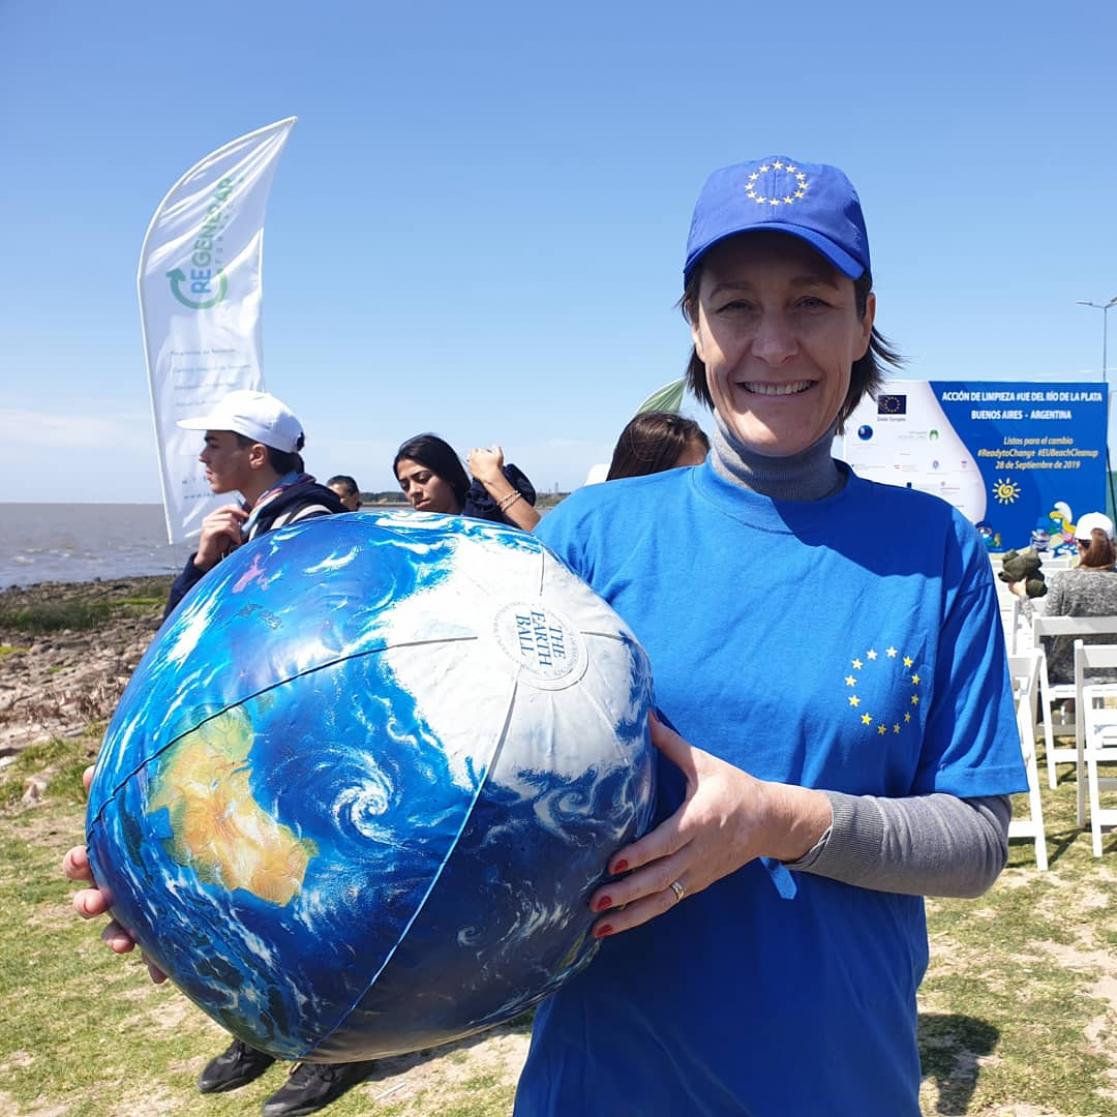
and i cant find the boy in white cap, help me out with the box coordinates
[164,390,346,620]
[164,391,373,1113]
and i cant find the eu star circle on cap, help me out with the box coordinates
[684,156,870,280]
[177,389,304,453]
[1074,511,1114,541]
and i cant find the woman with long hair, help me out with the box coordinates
[605,411,709,480]
[1031,512,1117,683]
[393,433,540,531]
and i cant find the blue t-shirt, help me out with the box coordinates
[514,461,1027,1117]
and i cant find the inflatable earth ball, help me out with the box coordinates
[86,511,655,1062]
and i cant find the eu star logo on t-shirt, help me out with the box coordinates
[842,644,925,739]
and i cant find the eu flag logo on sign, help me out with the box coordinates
[878,394,907,415]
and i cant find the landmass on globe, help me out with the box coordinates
[147,705,317,906]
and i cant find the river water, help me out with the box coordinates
[0,500,552,590]
[0,504,195,589]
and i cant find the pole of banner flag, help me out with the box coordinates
[138,117,298,543]
[1078,298,1117,524]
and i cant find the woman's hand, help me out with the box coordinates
[588,714,831,938]
[467,445,506,486]
[467,445,541,530]
[62,766,167,983]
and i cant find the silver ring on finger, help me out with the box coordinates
[669,879,685,903]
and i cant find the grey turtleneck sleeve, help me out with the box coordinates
[785,792,1011,898]
[711,417,1014,898]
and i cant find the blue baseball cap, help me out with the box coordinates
[684,156,870,281]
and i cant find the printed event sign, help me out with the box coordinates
[842,380,1109,550]
[138,118,297,543]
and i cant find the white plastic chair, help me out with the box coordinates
[1008,595,1031,655]
[1043,554,1075,572]
[1007,651,1048,869]
[1032,615,1117,788]
[1073,640,1117,857]
[988,555,1018,646]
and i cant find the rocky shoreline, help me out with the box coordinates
[0,576,170,760]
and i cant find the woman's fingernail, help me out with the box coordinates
[594,924,614,939]
[594,895,613,912]
[612,859,629,874]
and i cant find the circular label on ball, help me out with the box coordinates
[492,603,587,690]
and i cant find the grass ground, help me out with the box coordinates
[2,732,1114,1116]
[917,762,1117,1117]
[0,577,169,636]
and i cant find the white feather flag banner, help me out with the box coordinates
[138,117,297,543]
[636,378,686,415]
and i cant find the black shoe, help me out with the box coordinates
[261,1060,378,1117]
[197,1038,277,1094]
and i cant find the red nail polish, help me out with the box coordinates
[594,924,614,939]
[594,895,612,912]
[613,859,629,874]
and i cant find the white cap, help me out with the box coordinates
[177,390,304,453]
[583,462,610,487]
[1075,511,1114,541]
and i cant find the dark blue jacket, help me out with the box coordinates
[163,479,345,621]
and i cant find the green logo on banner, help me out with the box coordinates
[167,174,236,310]
[167,267,228,310]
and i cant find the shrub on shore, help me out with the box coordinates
[0,576,172,637]
[0,600,113,634]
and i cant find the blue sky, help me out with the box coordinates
[3,1,1117,502]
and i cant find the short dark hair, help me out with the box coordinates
[393,434,471,505]
[326,474,359,497]
[233,432,304,475]
[680,240,903,431]
[607,412,709,480]
[1079,530,1116,569]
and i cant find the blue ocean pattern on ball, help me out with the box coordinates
[86,512,655,1060]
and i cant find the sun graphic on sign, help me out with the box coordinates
[992,477,1021,505]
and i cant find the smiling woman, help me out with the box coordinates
[687,232,874,455]
[513,157,1029,1117]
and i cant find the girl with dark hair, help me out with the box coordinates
[605,411,709,480]
[393,433,540,531]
